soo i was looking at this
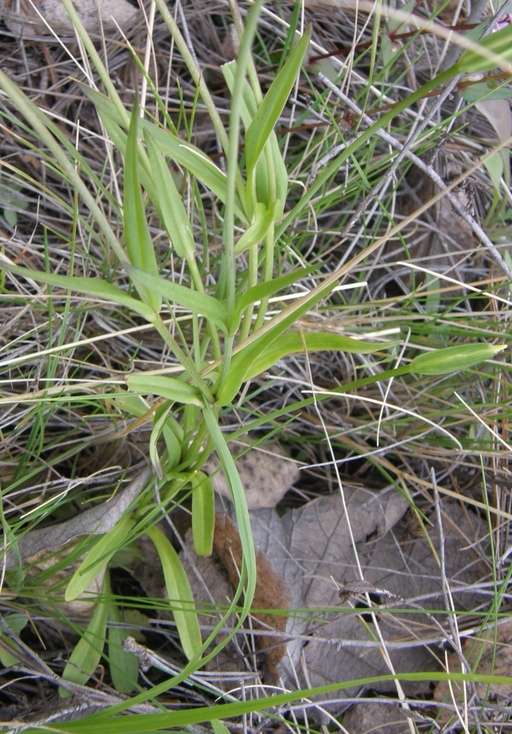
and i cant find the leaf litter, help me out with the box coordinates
[182,472,490,718]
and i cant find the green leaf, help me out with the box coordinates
[144,132,196,261]
[0,614,28,667]
[127,375,204,407]
[191,472,215,556]
[0,260,157,322]
[65,514,136,602]
[124,101,162,313]
[60,576,110,697]
[141,121,248,221]
[126,265,228,335]
[244,28,311,176]
[146,526,202,661]
[245,332,389,381]
[202,406,256,614]
[231,265,318,331]
[455,25,512,74]
[408,343,506,375]
[462,81,512,103]
[217,277,338,406]
[107,589,139,694]
[234,201,282,254]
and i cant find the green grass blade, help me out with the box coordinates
[124,102,162,313]
[146,526,202,661]
[191,472,215,556]
[201,406,256,613]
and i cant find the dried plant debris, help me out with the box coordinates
[2,0,139,39]
[183,485,489,713]
[434,618,512,721]
[205,442,299,509]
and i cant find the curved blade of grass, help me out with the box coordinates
[0,259,156,322]
[124,101,162,313]
[65,514,136,602]
[244,27,311,176]
[47,671,512,730]
[191,472,215,556]
[60,576,109,697]
[127,375,203,407]
[126,265,228,334]
[202,405,256,613]
[146,526,202,661]
[245,332,392,382]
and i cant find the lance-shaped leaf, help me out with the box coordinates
[0,260,156,322]
[127,374,203,407]
[245,332,390,382]
[146,526,202,661]
[191,472,215,556]
[408,343,506,375]
[244,28,311,177]
[124,102,162,313]
[126,265,228,334]
[60,575,109,697]
[65,513,136,602]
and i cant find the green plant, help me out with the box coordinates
[1,0,511,727]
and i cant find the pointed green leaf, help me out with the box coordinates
[144,132,196,261]
[124,102,162,313]
[191,472,215,556]
[454,25,512,74]
[107,593,139,694]
[0,260,157,322]
[60,576,109,697]
[126,265,228,334]
[141,121,247,221]
[244,28,311,175]
[65,514,136,602]
[245,332,390,381]
[127,375,203,407]
[146,526,202,661]
[408,343,506,375]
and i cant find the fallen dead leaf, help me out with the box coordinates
[2,0,139,39]
[205,442,299,509]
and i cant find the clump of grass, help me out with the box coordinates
[1,0,512,730]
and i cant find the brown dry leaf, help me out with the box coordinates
[288,495,487,711]
[1,468,151,617]
[342,701,411,734]
[2,0,139,39]
[205,443,299,509]
[434,618,512,714]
